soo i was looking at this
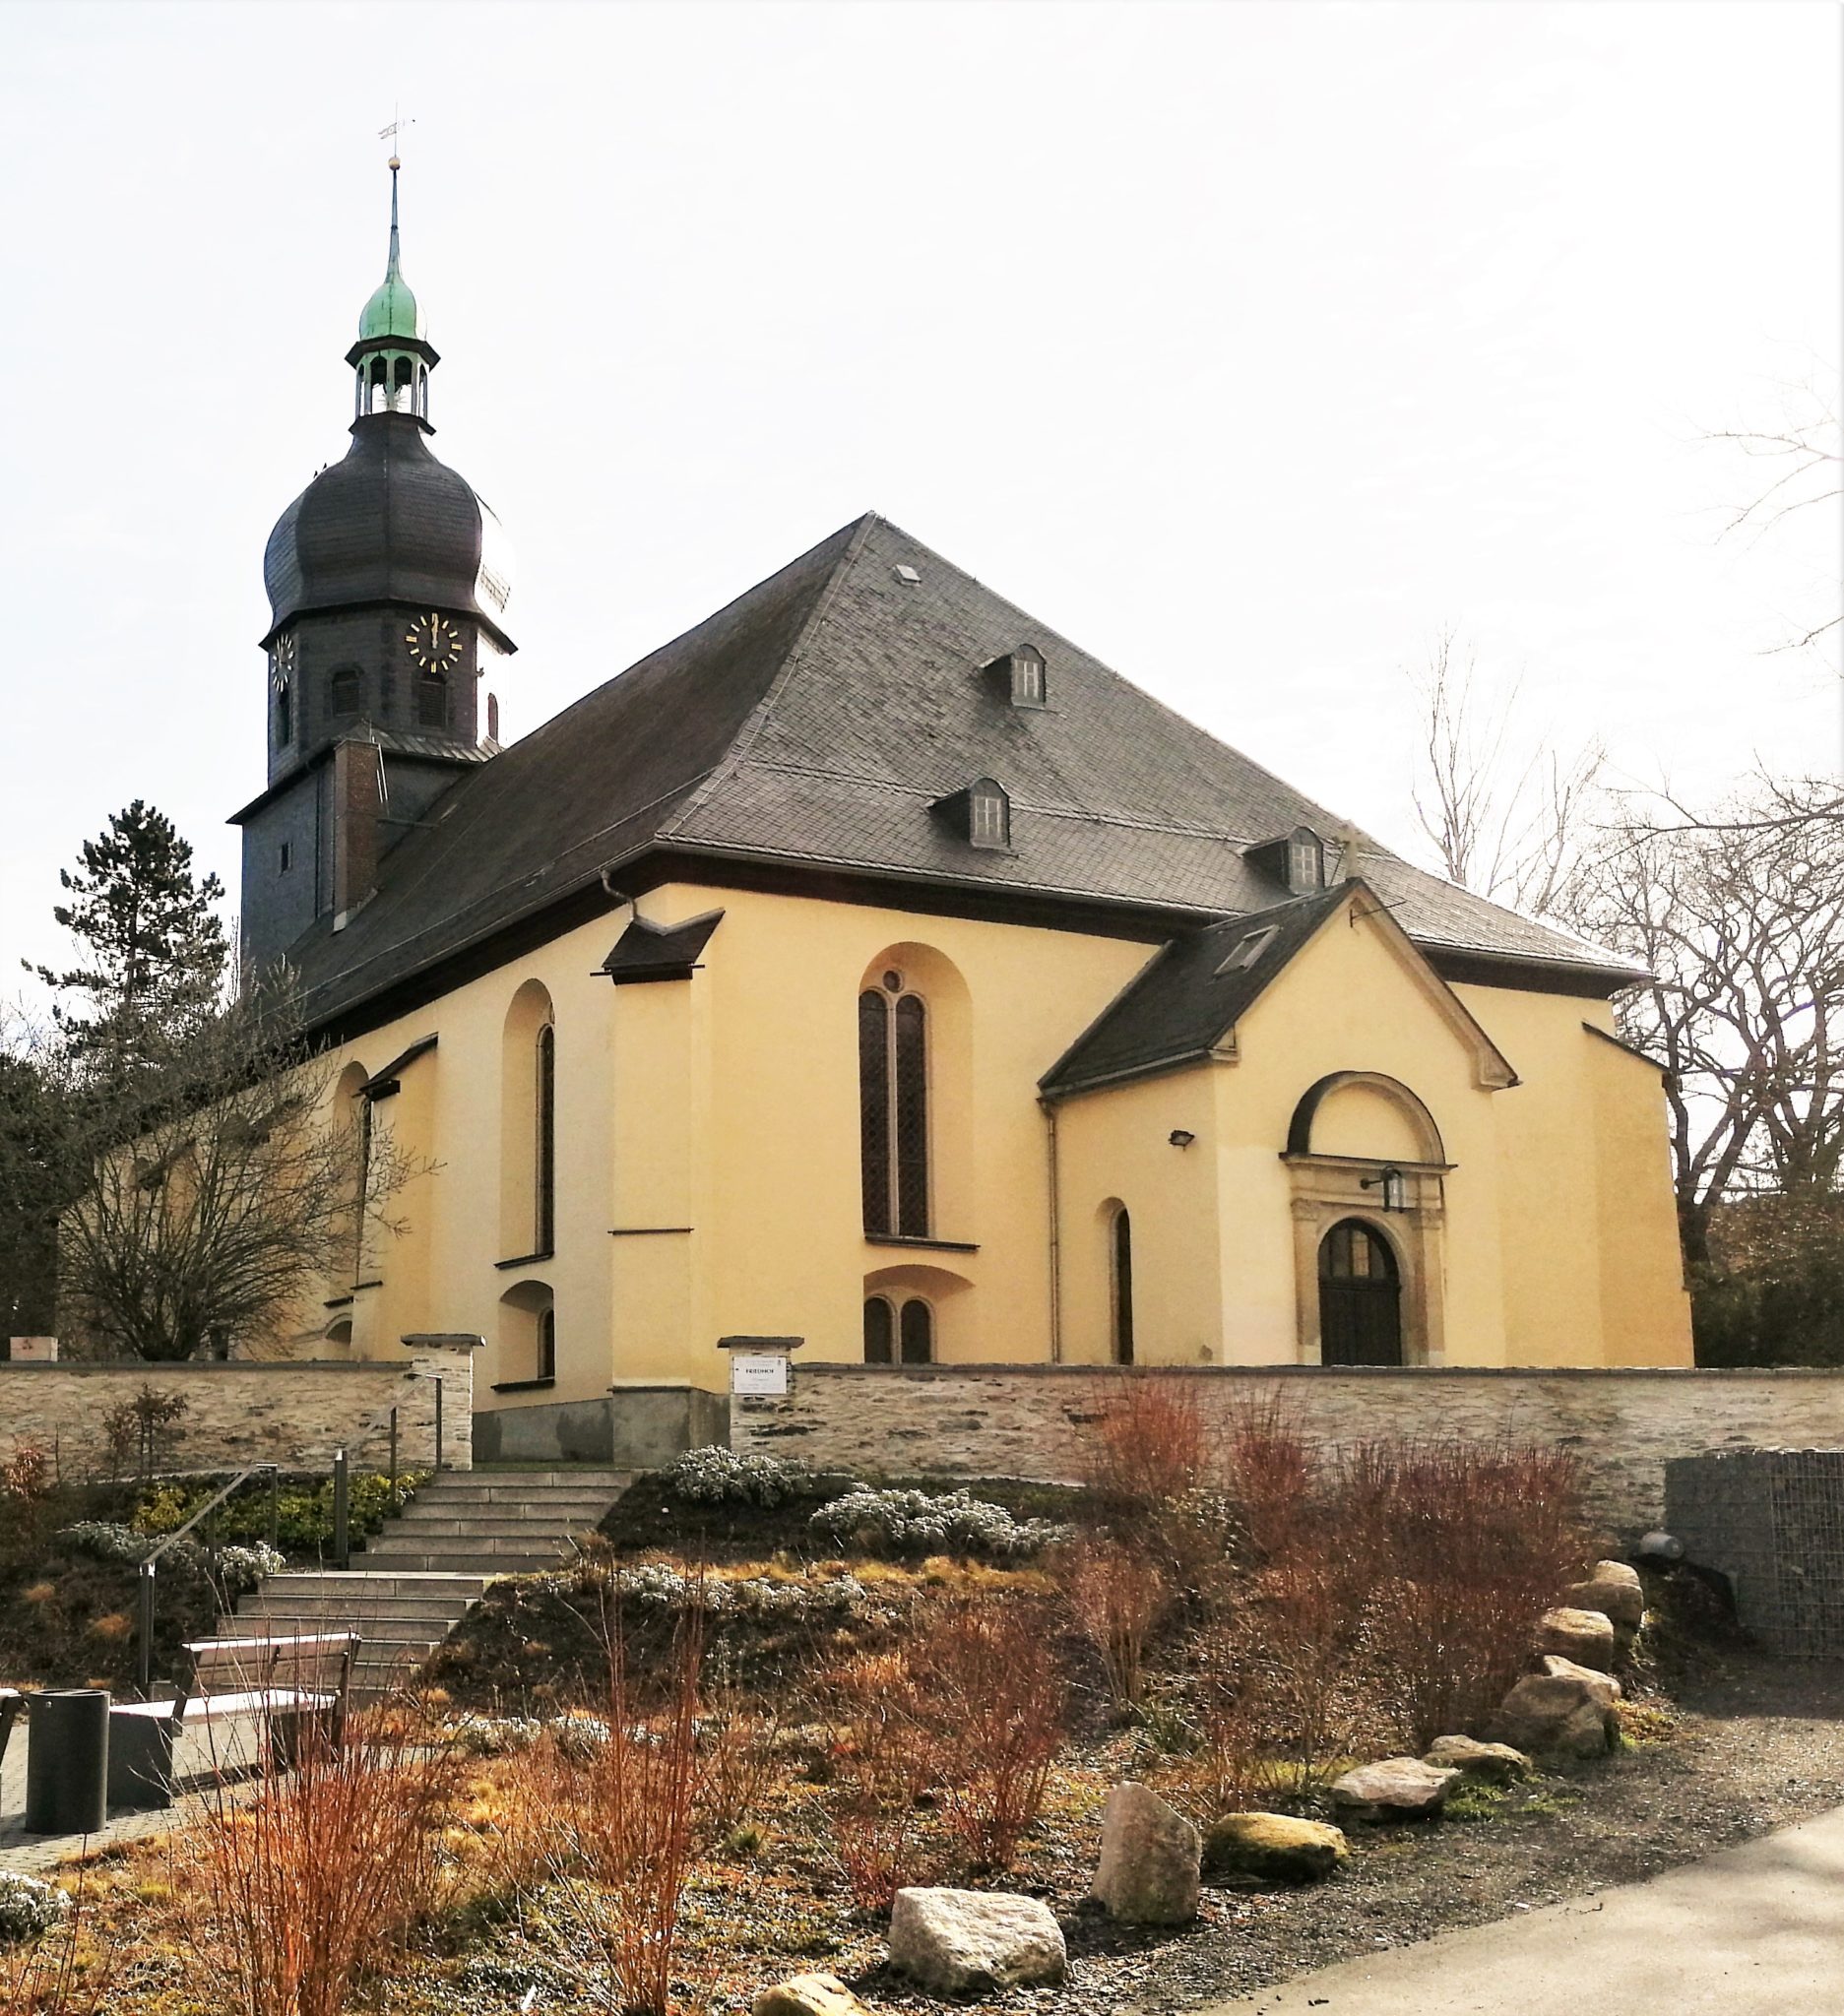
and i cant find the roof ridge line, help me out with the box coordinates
[659,513,880,841]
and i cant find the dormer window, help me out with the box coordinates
[1243,825,1326,895]
[1215,924,1279,975]
[983,644,1048,709]
[931,777,1012,850]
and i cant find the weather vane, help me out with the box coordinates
[378,104,414,169]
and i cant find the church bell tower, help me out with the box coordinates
[233,157,516,976]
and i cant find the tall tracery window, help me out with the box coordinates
[859,970,928,1236]
[274,682,292,748]
[535,1022,556,1255]
[1111,1206,1135,1365]
[864,1293,934,1364]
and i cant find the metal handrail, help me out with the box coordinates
[136,1463,281,1696]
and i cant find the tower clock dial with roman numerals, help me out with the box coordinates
[269,632,296,691]
[406,611,464,674]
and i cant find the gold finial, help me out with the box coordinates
[378,101,413,170]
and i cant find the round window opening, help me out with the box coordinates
[881,969,904,993]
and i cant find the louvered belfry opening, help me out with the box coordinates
[858,970,929,1236]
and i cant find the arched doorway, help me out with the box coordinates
[1318,1220,1402,1366]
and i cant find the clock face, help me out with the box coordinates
[406,611,464,675]
[270,632,296,690]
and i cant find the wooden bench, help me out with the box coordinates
[107,1633,357,1811]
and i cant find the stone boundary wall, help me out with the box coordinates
[732,1362,1844,1538]
[0,1348,476,1479]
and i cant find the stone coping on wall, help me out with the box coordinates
[781,1360,1844,1381]
[0,1357,399,1374]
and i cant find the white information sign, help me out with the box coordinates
[8,1337,57,1363]
[730,1353,790,1397]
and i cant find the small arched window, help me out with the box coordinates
[538,1305,556,1381]
[863,1295,895,1364]
[329,665,362,719]
[1111,1207,1135,1366]
[416,670,448,729]
[859,971,928,1237]
[863,1293,933,1364]
[535,1022,556,1255]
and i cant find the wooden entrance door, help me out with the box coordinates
[1318,1219,1403,1366]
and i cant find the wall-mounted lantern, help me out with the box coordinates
[1361,1166,1409,1213]
[1169,1129,1196,1149]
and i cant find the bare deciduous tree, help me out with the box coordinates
[1408,628,1605,920]
[45,980,425,1361]
[1704,370,1843,661]
[1567,778,1844,1267]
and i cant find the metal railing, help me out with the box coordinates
[136,1463,280,1695]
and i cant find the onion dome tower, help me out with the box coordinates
[234,158,516,975]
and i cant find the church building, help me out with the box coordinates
[235,166,1692,1463]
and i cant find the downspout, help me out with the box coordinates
[1042,1097,1063,1363]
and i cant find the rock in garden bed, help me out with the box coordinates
[1328,1757,1458,1821]
[753,1973,874,2016]
[1094,1782,1201,1923]
[1422,1735,1533,1785]
[889,1887,1067,1995]
[1537,1606,1618,1671]
[1203,1812,1349,1883]
[1494,1658,1621,1758]
[1566,1560,1645,1633]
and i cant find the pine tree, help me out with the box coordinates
[32,801,228,1073]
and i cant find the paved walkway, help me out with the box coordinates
[1204,1803,1844,2015]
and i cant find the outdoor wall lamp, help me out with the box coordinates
[1361,1166,1409,1212]
[1169,1129,1196,1149]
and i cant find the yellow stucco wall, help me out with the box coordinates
[292,874,1691,1404]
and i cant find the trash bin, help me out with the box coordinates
[24,1688,109,1835]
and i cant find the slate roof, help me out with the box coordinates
[263,412,514,649]
[1039,886,1350,1097]
[276,513,1644,1037]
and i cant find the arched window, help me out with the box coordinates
[535,1022,556,1255]
[900,1298,934,1363]
[416,670,448,729]
[274,682,292,748]
[1111,1206,1135,1365]
[859,970,928,1236]
[863,1293,933,1363]
[329,665,362,718]
[538,1305,556,1382]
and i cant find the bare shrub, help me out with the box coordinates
[1354,1440,1589,1747]
[825,1649,948,1910]
[1221,1388,1315,1561]
[0,1440,53,1503]
[533,1597,706,2016]
[696,1664,786,1844]
[0,1885,110,2016]
[171,1708,457,2016]
[1077,1376,1209,1512]
[910,1601,1067,1872]
[1064,1540,1170,1713]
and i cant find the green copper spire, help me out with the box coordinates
[358,159,424,343]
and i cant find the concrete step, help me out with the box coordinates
[369,1530,572,1556]
[356,1548,560,1574]
[236,1592,476,1623]
[395,1491,612,1516]
[227,1610,462,1647]
[254,1571,490,1601]
[431,1470,631,1490]
[385,1516,599,1540]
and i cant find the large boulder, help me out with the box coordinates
[1536,1606,1617,1671]
[1093,1781,1201,1923]
[1494,1661,1621,1760]
[1203,1811,1349,1883]
[1566,1561,1646,1633]
[753,1976,873,2016]
[1328,1757,1457,1821]
[888,1888,1067,1995]
[1422,1735,1532,1786]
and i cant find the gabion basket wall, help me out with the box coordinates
[1665,1448,1844,1658]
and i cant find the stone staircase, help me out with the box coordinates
[226,1469,629,1698]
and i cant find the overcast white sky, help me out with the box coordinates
[2,0,1838,996]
